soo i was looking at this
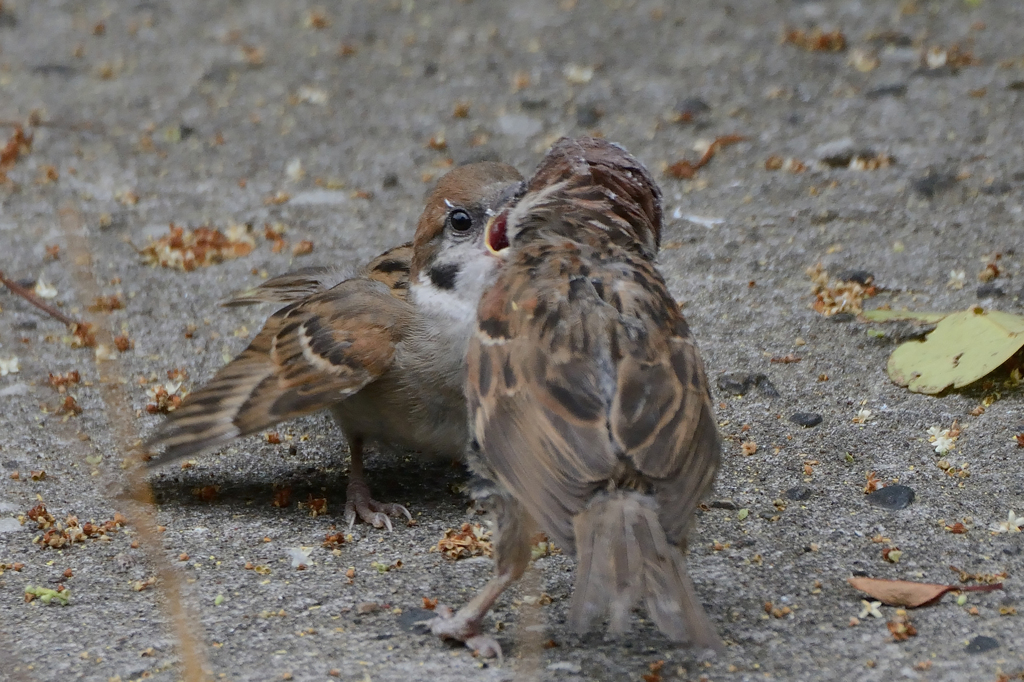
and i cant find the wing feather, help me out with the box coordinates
[145,278,411,465]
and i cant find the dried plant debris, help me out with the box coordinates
[88,294,124,312]
[817,143,894,171]
[848,576,1003,608]
[764,156,807,173]
[25,505,128,549]
[887,610,917,641]
[922,44,979,72]
[807,263,877,316]
[145,380,188,413]
[435,523,493,560]
[783,27,846,52]
[950,566,1010,585]
[140,223,255,271]
[0,125,34,180]
[530,532,561,560]
[886,307,1024,394]
[666,135,745,179]
[298,495,328,518]
[48,370,81,391]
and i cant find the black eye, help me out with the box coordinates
[448,209,473,232]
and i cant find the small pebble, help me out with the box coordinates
[575,103,602,127]
[789,412,823,428]
[912,172,957,198]
[965,635,999,654]
[717,372,754,396]
[866,485,915,510]
[829,313,855,323]
[864,83,907,99]
[976,283,1005,298]
[717,372,779,398]
[836,270,874,285]
[785,486,813,501]
[675,97,711,121]
[710,499,738,510]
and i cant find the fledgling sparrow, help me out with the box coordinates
[430,138,721,655]
[144,162,524,530]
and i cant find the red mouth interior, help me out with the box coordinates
[487,211,509,252]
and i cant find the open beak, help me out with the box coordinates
[485,210,510,256]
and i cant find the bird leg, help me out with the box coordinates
[343,436,411,531]
[430,493,535,658]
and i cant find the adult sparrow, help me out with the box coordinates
[430,138,721,655]
[144,162,524,530]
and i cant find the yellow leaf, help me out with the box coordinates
[887,308,1024,394]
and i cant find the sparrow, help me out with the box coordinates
[430,138,722,656]
[144,162,525,530]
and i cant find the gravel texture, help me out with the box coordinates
[1,1,1023,680]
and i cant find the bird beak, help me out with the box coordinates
[485,210,510,256]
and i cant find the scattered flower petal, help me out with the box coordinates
[859,600,883,619]
[0,357,20,376]
[853,408,873,424]
[34,277,58,299]
[990,511,1024,534]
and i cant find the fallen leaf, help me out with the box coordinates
[848,576,1003,607]
[887,307,1024,394]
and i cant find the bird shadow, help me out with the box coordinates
[138,444,469,518]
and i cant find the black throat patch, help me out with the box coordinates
[428,263,461,290]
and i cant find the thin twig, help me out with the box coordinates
[0,270,81,327]
[666,134,747,179]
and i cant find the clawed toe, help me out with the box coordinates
[429,603,502,659]
[345,479,412,531]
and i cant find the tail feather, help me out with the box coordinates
[569,492,721,649]
[143,350,291,467]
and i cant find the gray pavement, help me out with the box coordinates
[1,0,1023,680]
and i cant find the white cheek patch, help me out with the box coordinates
[412,276,479,327]
[411,246,500,327]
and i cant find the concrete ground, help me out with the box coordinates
[1,0,1023,680]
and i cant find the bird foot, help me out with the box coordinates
[344,477,412,531]
[429,603,503,659]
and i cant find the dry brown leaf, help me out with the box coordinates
[848,576,1003,607]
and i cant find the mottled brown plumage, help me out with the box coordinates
[144,163,523,529]
[431,138,721,655]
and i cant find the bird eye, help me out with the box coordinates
[448,209,473,232]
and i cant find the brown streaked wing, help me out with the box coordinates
[145,278,411,466]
